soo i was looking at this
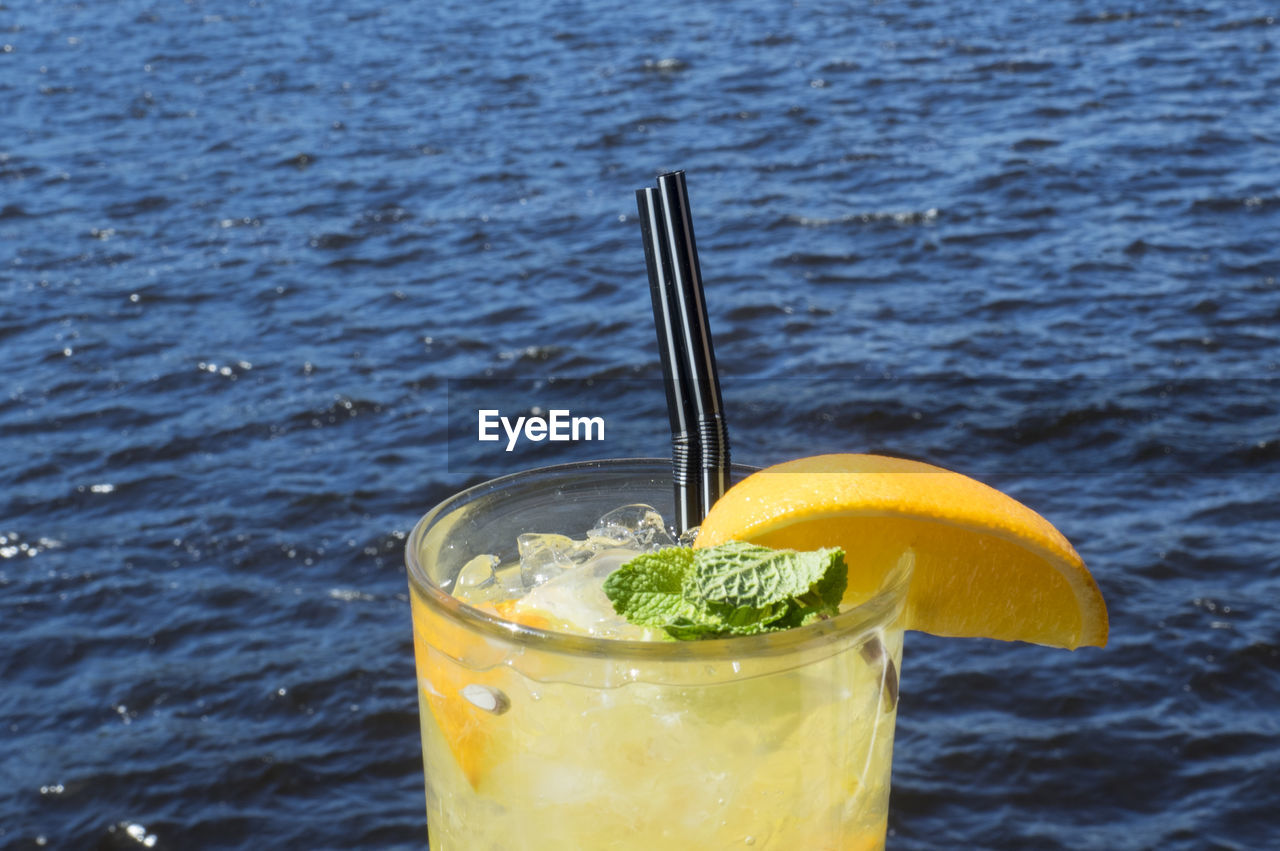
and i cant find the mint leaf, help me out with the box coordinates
[791,547,848,622]
[604,541,847,640]
[691,541,842,609]
[601,548,702,629]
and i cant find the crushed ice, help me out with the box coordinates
[512,504,678,638]
[588,504,676,550]
[517,504,674,590]
[453,504,678,639]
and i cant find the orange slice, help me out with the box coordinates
[411,596,545,789]
[695,454,1107,649]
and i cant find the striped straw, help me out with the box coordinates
[636,185,701,533]
[656,170,730,519]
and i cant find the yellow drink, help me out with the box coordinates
[406,460,909,850]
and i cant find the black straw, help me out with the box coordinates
[655,170,731,518]
[636,186,701,534]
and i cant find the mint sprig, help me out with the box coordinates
[602,541,847,640]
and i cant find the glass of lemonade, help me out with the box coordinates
[406,458,911,851]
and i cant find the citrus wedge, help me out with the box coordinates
[694,454,1107,649]
[411,597,545,789]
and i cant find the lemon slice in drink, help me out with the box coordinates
[695,454,1108,649]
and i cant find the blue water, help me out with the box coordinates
[3,0,1278,848]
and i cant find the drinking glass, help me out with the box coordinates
[406,458,909,850]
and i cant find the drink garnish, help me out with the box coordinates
[695,453,1109,649]
[603,541,847,639]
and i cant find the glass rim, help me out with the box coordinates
[406,457,912,661]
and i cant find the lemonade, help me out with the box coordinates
[405,455,1107,849]
[407,459,909,850]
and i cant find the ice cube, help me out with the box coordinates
[516,552,658,639]
[588,504,675,551]
[452,554,526,606]
[453,554,499,603]
[492,563,526,598]
[517,532,600,589]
